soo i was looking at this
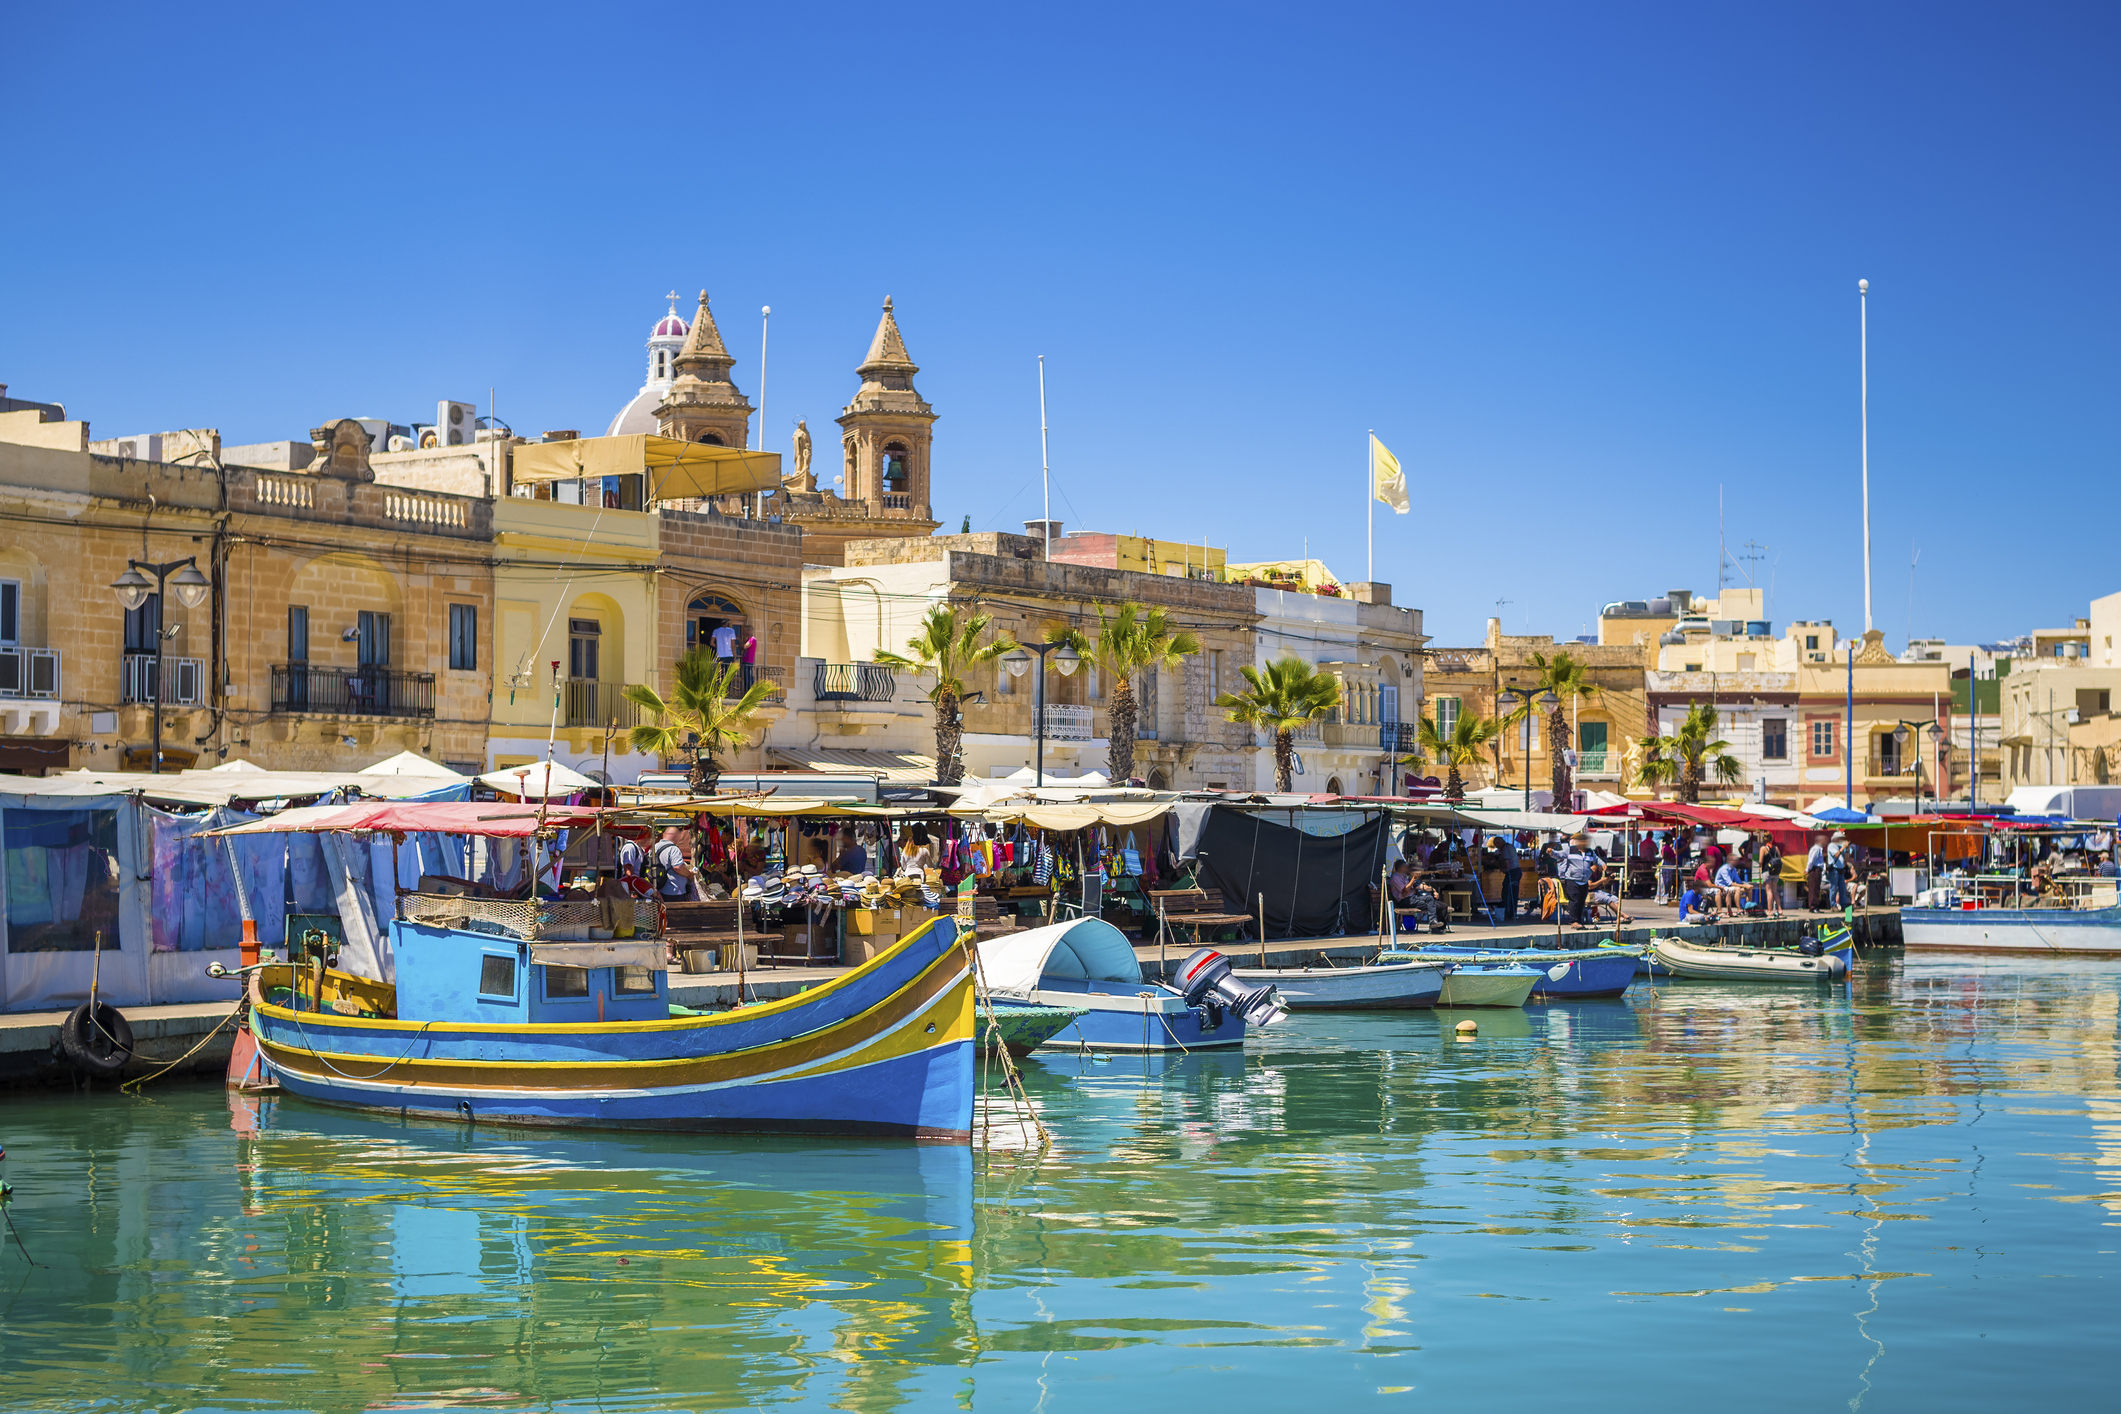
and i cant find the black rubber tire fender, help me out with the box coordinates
[59,1001,133,1078]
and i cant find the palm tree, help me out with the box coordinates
[1419,710,1503,802]
[623,651,777,789]
[1215,655,1341,792]
[874,604,1017,785]
[1079,601,1201,784]
[1519,650,1599,808]
[1635,701,1744,803]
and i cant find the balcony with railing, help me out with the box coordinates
[1322,722,1386,748]
[813,662,897,703]
[270,663,436,718]
[0,646,59,699]
[123,652,205,706]
[1037,704,1095,741]
[565,680,641,730]
[1576,750,1616,778]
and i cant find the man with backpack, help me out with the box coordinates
[653,825,698,901]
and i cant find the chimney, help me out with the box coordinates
[1023,519,1063,554]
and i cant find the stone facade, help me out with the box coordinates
[803,533,1260,787]
[1421,619,1652,798]
[0,408,493,773]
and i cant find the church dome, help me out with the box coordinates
[652,312,689,339]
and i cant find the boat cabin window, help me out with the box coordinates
[478,953,518,999]
[544,965,590,999]
[615,965,657,995]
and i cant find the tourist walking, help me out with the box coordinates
[1758,835,1785,916]
[1824,831,1852,911]
[1657,835,1677,904]
[1497,830,1522,923]
[1805,832,1827,910]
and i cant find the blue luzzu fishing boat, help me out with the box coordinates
[219,801,975,1141]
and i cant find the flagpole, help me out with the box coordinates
[1366,429,1374,584]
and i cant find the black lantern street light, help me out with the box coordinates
[1495,684,1560,811]
[1893,719,1945,814]
[109,557,211,774]
[1000,640,1080,787]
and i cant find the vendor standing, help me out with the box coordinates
[1557,833,1604,929]
[1496,831,1523,923]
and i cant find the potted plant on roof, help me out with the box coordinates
[624,651,776,792]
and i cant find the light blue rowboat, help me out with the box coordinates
[976,919,1272,1052]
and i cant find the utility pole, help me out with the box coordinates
[1860,278,1873,633]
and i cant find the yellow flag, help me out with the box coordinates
[1370,434,1409,513]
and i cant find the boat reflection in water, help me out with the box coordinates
[223,1096,977,1408]
[9,960,2119,1411]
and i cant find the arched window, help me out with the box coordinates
[699,431,725,446]
[685,592,748,662]
[1326,776,1344,796]
[1148,768,1171,791]
[656,352,667,378]
[882,441,910,493]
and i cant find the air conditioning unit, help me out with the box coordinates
[438,400,478,447]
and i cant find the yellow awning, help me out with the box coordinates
[511,435,780,500]
[951,801,1174,830]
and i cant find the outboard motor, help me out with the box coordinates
[1176,949,1287,1029]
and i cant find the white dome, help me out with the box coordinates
[607,385,664,438]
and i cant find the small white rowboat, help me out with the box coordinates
[1434,964,1540,1008]
[1650,935,1848,981]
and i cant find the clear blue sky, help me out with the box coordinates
[5,3,2115,648]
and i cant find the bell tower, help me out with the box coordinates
[835,297,935,514]
[654,290,753,448]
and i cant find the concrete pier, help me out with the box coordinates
[0,906,1898,1088]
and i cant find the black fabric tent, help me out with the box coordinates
[1188,807,1388,938]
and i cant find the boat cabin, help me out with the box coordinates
[391,919,669,1024]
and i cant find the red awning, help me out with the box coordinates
[205,800,617,838]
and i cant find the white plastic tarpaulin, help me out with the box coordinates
[975,918,1142,1001]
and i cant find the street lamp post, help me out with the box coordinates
[1495,685,1559,812]
[1001,640,1080,786]
[109,557,211,774]
[1893,719,1945,814]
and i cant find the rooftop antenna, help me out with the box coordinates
[1738,538,1767,587]
[1716,485,1729,591]
[1037,355,1051,561]
[1906,544,1921,652]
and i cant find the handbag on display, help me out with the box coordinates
[1120,832,1144,877]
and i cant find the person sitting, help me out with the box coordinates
[1391,862,1447,934]
[1713,857,1752,912]
[1677,885,1718,923]
[1584,887,1634,925]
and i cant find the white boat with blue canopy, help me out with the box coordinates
[977,918,1280,1052]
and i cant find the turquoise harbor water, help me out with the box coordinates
[1,955,2115,1411]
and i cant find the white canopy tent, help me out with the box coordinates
[479,760,603,799]
[359,751,465,779]
[975,918,1143,1002]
